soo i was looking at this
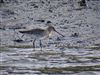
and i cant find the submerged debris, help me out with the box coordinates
[13,39,23,43]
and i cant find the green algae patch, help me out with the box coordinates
[86,56,100,59]
[39,65,100,73]
[0,47,10,52]
[89,46,100,50]
[7,45,33,48]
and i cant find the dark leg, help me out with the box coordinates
[33,39,36,48]
[40,40,42,50]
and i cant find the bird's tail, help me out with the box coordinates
[19,31,27,33]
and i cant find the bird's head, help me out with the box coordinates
[47,25,56,32]
[47,26,64,37]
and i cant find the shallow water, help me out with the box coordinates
[0,0,100,75]
[0,47,100,75]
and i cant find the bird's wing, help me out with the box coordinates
[19,29,45,35]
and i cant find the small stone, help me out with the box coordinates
[47,21,52,24]
[71,33,79,37]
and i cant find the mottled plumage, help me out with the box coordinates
[19,26,64,49]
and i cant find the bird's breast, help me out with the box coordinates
[48,31,53,37]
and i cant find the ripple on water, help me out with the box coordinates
[0,47,100,74]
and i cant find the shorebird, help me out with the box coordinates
[19,25,64,49]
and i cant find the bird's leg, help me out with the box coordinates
[33,39,36,48]
[39,40,42,50]
[44,36,49,47]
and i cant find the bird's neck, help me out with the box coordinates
[46,29,52,37]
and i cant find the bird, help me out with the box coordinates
[19,25,64,49]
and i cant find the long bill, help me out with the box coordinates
[55,30,64,37]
